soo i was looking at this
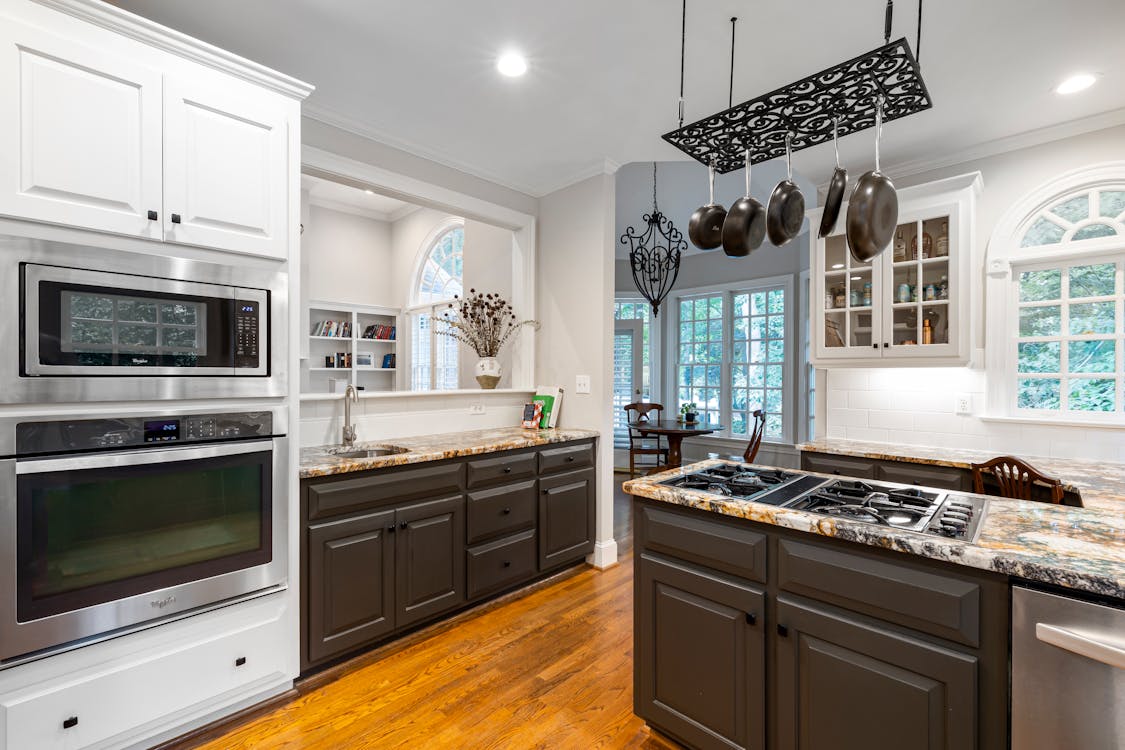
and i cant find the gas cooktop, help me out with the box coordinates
[661,469,987,541]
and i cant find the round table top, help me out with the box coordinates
[628,419,722,436]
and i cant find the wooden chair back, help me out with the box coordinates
[624,402,663,439]
[743,410,766,463]
[971,456,1064,504]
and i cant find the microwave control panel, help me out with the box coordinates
[15,411,277,455]
[233,299,261,369]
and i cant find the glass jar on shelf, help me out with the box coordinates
[939,275,949,300]
[936,220,949,257]
[863,281,872,306]
[893,229,906,262]
[834,287,846,308]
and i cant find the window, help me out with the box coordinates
[674,280,791,442]
[613,301,654,446]
[409,223,463,390]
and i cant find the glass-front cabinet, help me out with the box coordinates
[810,173,981,367]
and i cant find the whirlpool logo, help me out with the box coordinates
[150,595,176,609]
[131,357,150,365]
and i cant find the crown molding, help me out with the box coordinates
[388,203,422,223]
[32,0,314,99]
[307,195,394,223]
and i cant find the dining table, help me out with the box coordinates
[628,419,722,469]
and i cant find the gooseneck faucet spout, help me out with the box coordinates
[342,384,359,448]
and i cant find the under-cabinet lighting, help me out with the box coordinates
[1055,73,1097,95]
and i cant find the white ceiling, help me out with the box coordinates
[108,0,1125,197]
[301,174,418,222]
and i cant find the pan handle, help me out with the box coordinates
[833,117,841,169]
[708,161,716,205]
[785,133,793,181]
[744,150,752,198]
[874,97,884,173]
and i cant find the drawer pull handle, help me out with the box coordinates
[63,716,78,730]
[502,560,512,568]
[777,624,789,638]
[745,612,757,626]
[235,656,247,667]
[147,210,158,221]
[502,507,512,515]
[400,521,408,529]
[171,213,182,224]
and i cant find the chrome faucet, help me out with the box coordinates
[342,384,359,448]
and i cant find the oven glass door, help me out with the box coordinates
[22,264,267,376]
[15,443,272,623]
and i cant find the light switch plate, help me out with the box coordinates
[469,402,486,415]
[576,375,591,394]
[955,392,972,415]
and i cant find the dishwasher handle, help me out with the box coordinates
[1036,623,1125,670]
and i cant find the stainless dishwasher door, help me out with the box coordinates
[1012,586,1125,749]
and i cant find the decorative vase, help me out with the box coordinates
[475,356,501,389]
[683,411,698,424]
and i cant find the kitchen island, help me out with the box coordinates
[623,460,1125,750]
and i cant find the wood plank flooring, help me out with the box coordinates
[176,474,680,750]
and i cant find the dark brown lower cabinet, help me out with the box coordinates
[636,553,765,750]
[538,468,595,570]
[306,509,396,664]
[395,494,465,629]
[775,596,977,750]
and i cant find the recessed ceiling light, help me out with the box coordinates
[364,189,374,195]
[1056,73,1097,95]
[497,51,528,78]
[831,263,845,270]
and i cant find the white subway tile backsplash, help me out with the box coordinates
[847,390,892,411]
[826,424,848,439]
[828,408,869,428]
[912,413,964,434]
[826,389,849,409]
[846,427,890,442]
[828,369,870,391]
[868,409,914,430]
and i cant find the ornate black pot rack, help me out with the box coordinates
[662,37,931,174]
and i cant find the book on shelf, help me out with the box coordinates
[381,353,396,369]
[532,385,564,428]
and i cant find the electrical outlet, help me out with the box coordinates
[955,392,972,415]
[469,402,486,416]
[576,375,591,394]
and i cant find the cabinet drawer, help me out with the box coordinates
[800,451,878,478]
[777,539,982,646]
[467,529,537,599]
[877,461,968,491]
[467,480,536,544]
[466,452,537,488]
[3,613,286,750]
[307,462,464,520]
[538,442,594,474]
[637,503,767,583]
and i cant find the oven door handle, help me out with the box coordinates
[1036,623,1125,670]
[15,441,274,475]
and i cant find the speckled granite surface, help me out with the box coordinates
[624,459,1125,600]
[798,438,1125,511]
[300,427,600,478]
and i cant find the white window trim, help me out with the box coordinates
[407,217,466,390]
[613,294,661,402]
[984,161,1125,424]
[665,274,795,445]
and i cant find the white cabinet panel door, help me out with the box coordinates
[0,21,162,239]
[164,72,289,259]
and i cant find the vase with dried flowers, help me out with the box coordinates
[437,290,539,388]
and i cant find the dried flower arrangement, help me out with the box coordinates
[437,290,539,357]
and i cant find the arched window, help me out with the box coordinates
[409,222,464,390]
[987,166,1125,422]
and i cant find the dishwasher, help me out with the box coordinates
[1012,585,1125,749]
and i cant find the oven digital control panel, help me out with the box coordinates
[234,299,260,369]
[15,411,277,455]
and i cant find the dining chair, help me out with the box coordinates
[970,456,1065,505]
[624,402,669,477]
[708,409,766,464]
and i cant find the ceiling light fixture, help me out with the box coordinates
[364,189,374,195]
[497,51,528,78]
[1055,73,1097,95]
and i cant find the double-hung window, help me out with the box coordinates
[408,221,463,390]
[674,278,791,443]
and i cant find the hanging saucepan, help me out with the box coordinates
[721,149,766,257]
[818,116,848,238]
[846,96,898,262]
[766,133,805,247]
[688,162,726,250]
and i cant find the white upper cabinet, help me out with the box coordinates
[0,1,311,261]
[163,70,289,259]
[809,173,982,368]
[0,19,163,239]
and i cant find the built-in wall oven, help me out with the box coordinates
[0,407,287,666]
[0,234,286,402]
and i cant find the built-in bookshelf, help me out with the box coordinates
[303,300,400,396]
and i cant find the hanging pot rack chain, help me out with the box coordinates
[662,36,930,174]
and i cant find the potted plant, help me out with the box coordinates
[680,402,699,424]
[437,290,539,389]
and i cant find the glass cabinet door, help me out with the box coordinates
[884,212,956,357]
[820,233,879,357]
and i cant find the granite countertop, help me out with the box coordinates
[798,437,1125,510]
[300,426,601,479]
[624,460,1125,600]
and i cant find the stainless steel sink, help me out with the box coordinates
[328,446,408,460]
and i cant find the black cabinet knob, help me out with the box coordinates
[565,456,575,462]
[63,717,78,730]
[171,213,182,224]
[399,521,407,529]
[503,467,512,473]
[502,507,511,515]
[235,656,246,667]
[777,624,789,637]
[872,343,878,349]
[745,612,757,625]
[387,525,396,533]
[502,560,512,568]
[883,342,890,348]
[147,210,158,221]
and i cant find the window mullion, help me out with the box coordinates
[722,291,733,438]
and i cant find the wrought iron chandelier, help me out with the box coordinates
[621,163,685,317]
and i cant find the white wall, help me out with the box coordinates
[822,123,1125,460]
[461,220,516,388]
[304,204,392,306]
[538,173,617,568]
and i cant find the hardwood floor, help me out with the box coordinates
[175,474,679,750]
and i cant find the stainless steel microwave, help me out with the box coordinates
[1,235,287,402]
